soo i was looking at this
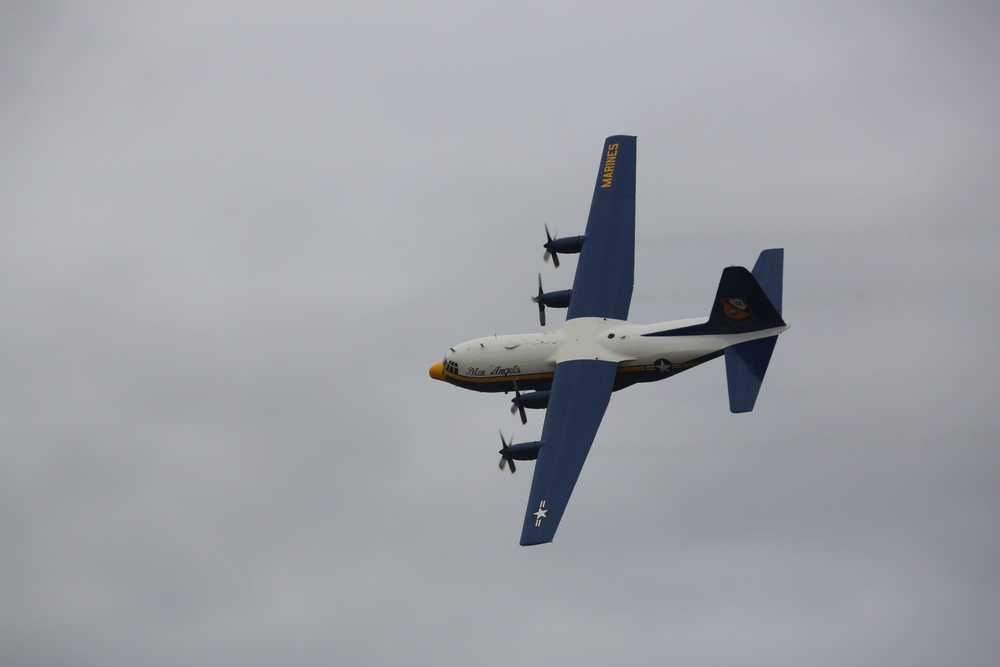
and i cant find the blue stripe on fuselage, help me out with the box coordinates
[439,352,722,394]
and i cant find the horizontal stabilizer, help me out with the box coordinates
[725,336,778,413]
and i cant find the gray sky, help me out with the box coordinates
[3,2,999,665]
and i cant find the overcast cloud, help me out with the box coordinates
[2,2,999,665]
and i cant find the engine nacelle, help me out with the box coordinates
[543,227,587,269]
[514,390,552,411]
[506,441,542,461]
[534,289,572,309]
[546,234,586,255]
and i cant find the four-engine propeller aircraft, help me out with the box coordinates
[429,136,788,546]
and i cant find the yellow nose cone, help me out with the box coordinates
[429,361,445,381]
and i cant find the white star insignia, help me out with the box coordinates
[533,500,548,527]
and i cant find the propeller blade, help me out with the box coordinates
[498,431,516,474]
[511,381,528,424]
[532,273,546,327]
[543,224,561,268]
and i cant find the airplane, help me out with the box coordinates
[429,135,788,546]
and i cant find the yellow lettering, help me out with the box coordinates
[600,144,619,188]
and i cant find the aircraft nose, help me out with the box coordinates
[429,361,445,382]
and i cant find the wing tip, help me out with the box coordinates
[519,537,554,547]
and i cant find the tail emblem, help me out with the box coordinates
[720,297,752,322]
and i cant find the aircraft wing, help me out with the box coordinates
[565,135,636,321]
[517,136,637,545]
[519,358,619,546]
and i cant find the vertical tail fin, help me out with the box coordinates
[750,248,783,315]
[724,249,784,413]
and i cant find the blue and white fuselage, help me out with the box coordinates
[430,316,788,394]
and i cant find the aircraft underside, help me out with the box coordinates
[428,135,788,545]
[431,319,785,395]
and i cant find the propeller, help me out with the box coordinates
[498,430,516,474]
[542,224,561,268]
[510,380,528,425]
[531,273,547,327]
